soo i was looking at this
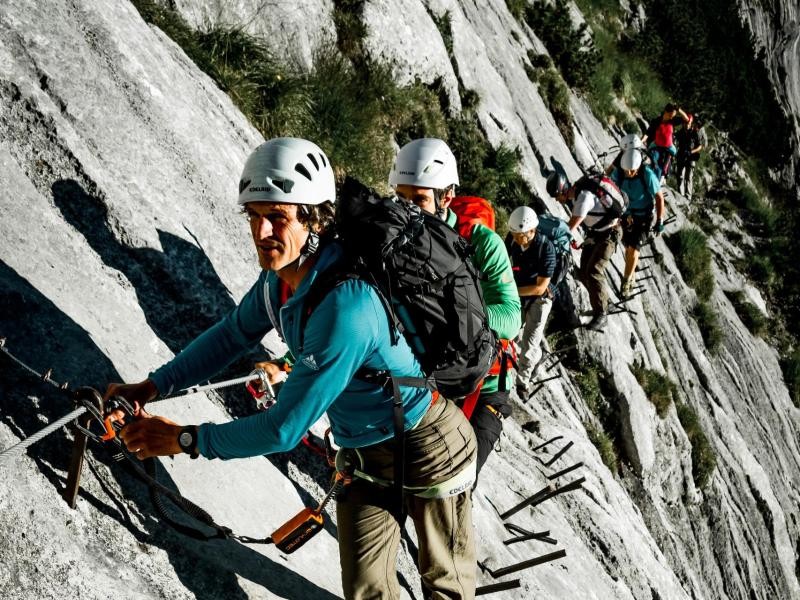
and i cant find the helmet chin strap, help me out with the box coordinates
[295,231,319,270]
[276,229,320,277]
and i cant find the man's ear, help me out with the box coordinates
[440,186,456,210]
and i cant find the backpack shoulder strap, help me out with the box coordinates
[640,167,655,204]
[299,268,356,351]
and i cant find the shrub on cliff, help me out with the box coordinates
[630,365,677,417]
[667,228,714,302]
[676,403,717,488]
[692,300,723,354]
[726,291,768,338]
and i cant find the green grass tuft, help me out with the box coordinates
[676,403,717,488]
[692,300,723,353]
[585,421,619,474]
[630,365,677,417]
[519,0,600,92]
[781,351,800,408]
[667,228,715,301]
[726,291,768,338]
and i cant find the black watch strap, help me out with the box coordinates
[177,425,199,459]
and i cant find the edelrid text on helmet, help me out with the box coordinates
[238,138,336,206]
[389,138,459,190]
[508,206,539,234]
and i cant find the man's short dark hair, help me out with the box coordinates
[664,103,676,112]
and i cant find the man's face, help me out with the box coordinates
[245,202,309,271]
[664,110,677,121]
[623,168,638,179]
[395,184,453,216]
[512,229,536,246]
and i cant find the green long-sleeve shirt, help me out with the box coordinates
[446,210,521,393]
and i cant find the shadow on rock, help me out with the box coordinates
[52,178,336,530]
[0,260,339,599]
[51,178,235,354]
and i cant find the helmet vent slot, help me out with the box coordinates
[294,163,312,181]
[307,153,319,170]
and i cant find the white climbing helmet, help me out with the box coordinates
[238,138,336,206]
[508,206,539,233]
[619,133,643,152]
[620,148,643,171]
[388,138,459,190]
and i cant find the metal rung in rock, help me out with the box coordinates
[528,477,586,509]
[539,441,574,468]
[548,462,583,481]
[532,436,563,453]
[530,374,561,387]
[484,550,568,578]
[503,529,556,546]
[504,523,533,536]
[500,484,555,520]
[476,580,521,596]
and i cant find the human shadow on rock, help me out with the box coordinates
[51,179,235,354]
[0,260,339,600]
[52,179,340,538]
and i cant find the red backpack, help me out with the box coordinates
[448,195,517,420]
[450,196,496,240]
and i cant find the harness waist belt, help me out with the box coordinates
[336,450,476,499]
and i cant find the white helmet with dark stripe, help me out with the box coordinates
[389,138,459,190]
[238,138,336,206]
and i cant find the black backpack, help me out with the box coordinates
[302,177,497,400]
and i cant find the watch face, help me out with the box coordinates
[179,431,194,448]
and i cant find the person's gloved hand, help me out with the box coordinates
[654,220,665,236]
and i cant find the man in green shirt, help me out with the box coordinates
[389,138,521,475]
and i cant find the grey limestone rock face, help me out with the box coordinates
[172,0,338,71]
[1,0,799,599]
[739,0,800,188]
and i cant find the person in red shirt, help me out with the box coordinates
[642,103,690,182]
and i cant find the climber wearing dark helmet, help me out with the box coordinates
[103,137,477,600]
[547,171,622,331]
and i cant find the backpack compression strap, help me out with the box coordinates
[460,340,516,420]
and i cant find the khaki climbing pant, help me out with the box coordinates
[337,397,477,600]
[579,226,620,314]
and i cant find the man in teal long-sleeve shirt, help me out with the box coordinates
[389,138,521,476]
[105,138,477,599]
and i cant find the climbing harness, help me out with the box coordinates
[0,338,342,554]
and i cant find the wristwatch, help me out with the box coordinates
[177,425,199,459]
